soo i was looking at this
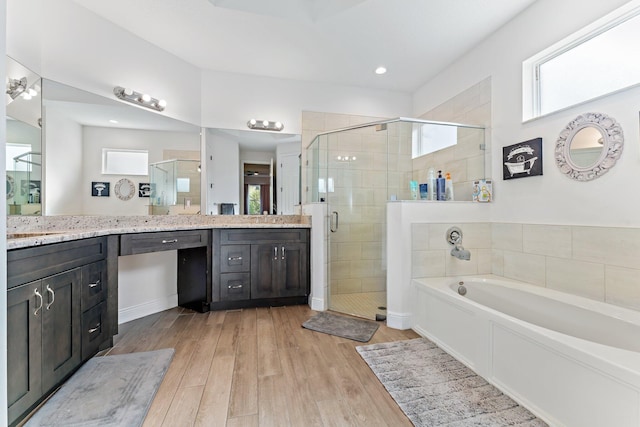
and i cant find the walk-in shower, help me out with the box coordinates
[305,117,485,319]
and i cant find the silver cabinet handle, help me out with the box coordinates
[88,323,101,334]
[281,246,285,260]
[228,256,243,261]
[228,284,243,289]
[274,246,278,260]
[46,284,55,310]
[34,289,43,316]
[88,279,101,288]
[330,211,339,232]
[162,239,178,244]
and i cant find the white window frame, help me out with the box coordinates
[523,0,640,121]
[102,148,149,175]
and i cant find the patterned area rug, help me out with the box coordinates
[302,311,379,342]
[25,348,174,427]
[357,338,547,426]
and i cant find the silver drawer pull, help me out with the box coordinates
[162,239,178,244]
[274,246,278,260]
[281,246,285,260]
[228,284,243,289]
[88,323,101,334]
[88,279,101,288]
[46,284,55,310]
[228,256,243,261]
[34,289,43,316]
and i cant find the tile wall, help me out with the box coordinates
[413,77,492,201]
[410,222,640,313]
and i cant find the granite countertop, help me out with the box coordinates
[7,215,311,250]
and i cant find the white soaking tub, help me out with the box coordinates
[412,275,640,427]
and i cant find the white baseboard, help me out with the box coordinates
[386,310,413,330]
[309,296,326,311]
[118,294,178,325]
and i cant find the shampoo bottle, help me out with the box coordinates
[445,172,454,201]
[436,170,446,201]
[409,180,418,200]
[427,167,436,200]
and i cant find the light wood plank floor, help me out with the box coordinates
[104,305,419,427]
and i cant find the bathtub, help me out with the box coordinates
[412,275,640,427]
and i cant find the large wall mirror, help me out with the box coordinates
[555,112,624,181]
[41,80,201,216]
[6,57,42,215]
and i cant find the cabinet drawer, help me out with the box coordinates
[81,302,107,361]
[220,245,250,273]
[81,260,107,311]
[8,237,108,289]
[220,228,309,245]
[120,230,209,255]
[220,273,251,301]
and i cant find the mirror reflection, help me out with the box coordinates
[6,57,42,216]
[41,79,201,216]
[569,126,605,168]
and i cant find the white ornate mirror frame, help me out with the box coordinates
[555,112,624,181]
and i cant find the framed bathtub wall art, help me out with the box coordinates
[502,137,543,180]
[91,181,110,197]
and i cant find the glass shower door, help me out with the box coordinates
[326,125,389,320]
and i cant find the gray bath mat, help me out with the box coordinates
[25,348,174,427]
[357,338,547,426]
[302,311,379,342]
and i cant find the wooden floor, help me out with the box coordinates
[105,304,419,427]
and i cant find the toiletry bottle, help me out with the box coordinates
[427,167,436,200]
[436,170,446,201]
[445,172,454,201]
[409,180,418,200]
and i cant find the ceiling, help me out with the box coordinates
[71,0,537,93]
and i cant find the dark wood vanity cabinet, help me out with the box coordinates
[212,228,310,309]
[7,237,114,426]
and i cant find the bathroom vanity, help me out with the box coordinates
[5,215,310,426]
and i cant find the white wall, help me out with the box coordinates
[80,127,199,216]
[0,0,8,422]
[206,131,240,215]
[44,108,84,215]
[413,0,639,227]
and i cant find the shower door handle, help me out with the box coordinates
[330,211,339,232]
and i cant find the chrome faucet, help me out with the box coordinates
[451,243,471,261]
[446,226,471,261]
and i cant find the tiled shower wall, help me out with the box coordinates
[412,77,492,201]
[411,222,640,313]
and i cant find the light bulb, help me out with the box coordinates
[263,120,269,127]
[21,93,32,100]
[157,99,167,108]
[375,66,387,75]
[249,119,257,126]
[275,122,282,129]
[141,93,151,103]
[123,88,134,96]
[352,156,357,161]
[27,88,37,97]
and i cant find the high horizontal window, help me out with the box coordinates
[102,148,148,175]
[524,2,640,120]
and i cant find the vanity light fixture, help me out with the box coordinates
[113,86,166,112]
[336,155,357,162]
[6,77,38,100]
[247,119,284,131]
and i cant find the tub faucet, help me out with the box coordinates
[451,243,471,261]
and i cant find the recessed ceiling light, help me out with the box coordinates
[375,66,387,75]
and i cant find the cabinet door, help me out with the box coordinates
[41,269,82,393]
[277,242,309,297]
[250,244,279,299]
[7,281,43,425]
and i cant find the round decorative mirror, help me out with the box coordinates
[555,112,623,181]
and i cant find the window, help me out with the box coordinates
[524,3,640,120]
[102,149,148,175]
[412,123,457,159]
[6,143,33,172]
